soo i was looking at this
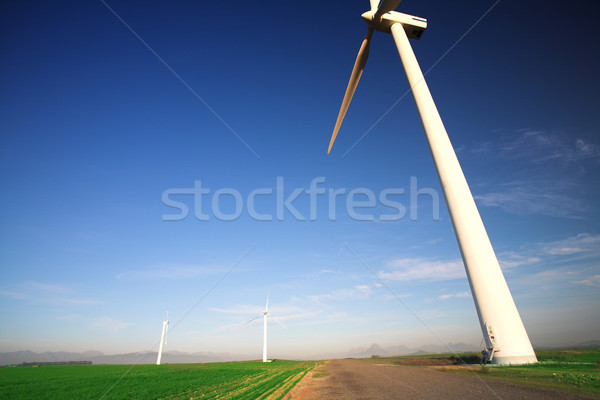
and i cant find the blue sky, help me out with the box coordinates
[1,0,599,359]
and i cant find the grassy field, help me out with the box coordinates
[0,360,318,400]
[375,348,600,397]
[474,348,600,396]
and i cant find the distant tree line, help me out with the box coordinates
[19,361,92,366]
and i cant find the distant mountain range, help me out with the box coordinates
[346,342,480,359]
[2,340,598,366]
[0,350,254,366]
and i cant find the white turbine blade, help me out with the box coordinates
[243,315,263,325]
[373,0,402,21]
[265,289,269,312]
[165,311,169,344]
[328,27,374,154]
[270,314,287,330]
[369,0,379,12]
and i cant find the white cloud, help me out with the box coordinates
[0,282,101,306]
[575,138,600,158]
[54,297,103,306]
[540,233,600,257]
[500,234,600,294]
[497,252,541,269]
[438,292,470,300]
[417,309,447,320]
[379,258,465,281]
[496,234,599,269]
[474,180,588,218]
[116,264,215,280]
[308,285,373,303]
[88,316,131,333]
[210,305,265,316]
[376,234,599,286]
[0,291,28,300]
[466,130,599,218]
[546,247,583,255]
[572,275,600,287]
[26,281,71,294]
[468,129,600,165]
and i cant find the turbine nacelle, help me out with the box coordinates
[362,10,427,39]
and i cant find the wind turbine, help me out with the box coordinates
[328,1,537,365]
[245,290,286,362]
[156,311,169,365]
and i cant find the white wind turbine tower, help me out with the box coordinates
[245,290,286,362]
[327,0,537,365]
[156,311,169,365]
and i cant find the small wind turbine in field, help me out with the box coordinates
[245,290,286,362]
[327,0,537,365]
[156,311,169,365]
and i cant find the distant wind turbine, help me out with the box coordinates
[245,290,286,362]
[156,311,169,365]
[327,0,537,364]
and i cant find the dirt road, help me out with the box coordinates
[285,359,598,400]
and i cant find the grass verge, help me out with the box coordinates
[468,348,600,397]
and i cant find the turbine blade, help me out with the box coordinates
[265,289,269,312]
[244,315,262,325]
[369,0,379,12]
[270,314,287,330]
[373,0,402,20]
[328,28,374,154]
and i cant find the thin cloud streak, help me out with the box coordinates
[572,275,600,287]
[116,265,216,281]
[539,233,600,257]
[438,292,470,300]
[88,316,132,333]
[308,285,373,304]
[377,234,599,283]
[465,129,600,165]
[464,129,599,218]
[474,180,589,218]
[0,281,102,306]
[379,257,465,281]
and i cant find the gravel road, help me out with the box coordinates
[285,359,598,400]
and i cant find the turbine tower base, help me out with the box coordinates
[492,354,538,365]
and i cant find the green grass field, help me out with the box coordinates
[475,348,600,396]
[0,360,318,400]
